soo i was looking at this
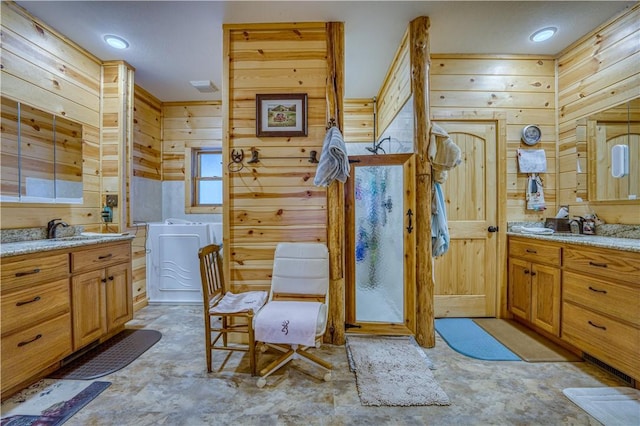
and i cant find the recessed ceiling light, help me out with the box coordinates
[104,35,129,49]
[530,27,557,43]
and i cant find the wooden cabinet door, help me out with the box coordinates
[508,257,531,320]
[71,269,106,350]
[105,262,132,332]
[531,264,561,336]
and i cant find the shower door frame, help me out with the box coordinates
[344,153,416,336]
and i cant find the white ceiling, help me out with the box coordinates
[15,1,636,102]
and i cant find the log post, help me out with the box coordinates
[325,22,346,345]
[410,16,434,347]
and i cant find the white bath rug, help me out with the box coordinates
[345,335,450,407]
[562,387,640,426]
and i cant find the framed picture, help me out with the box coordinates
[256,93,308,137]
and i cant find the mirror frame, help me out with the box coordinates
[0,96,84,204]
[579,97,639,205]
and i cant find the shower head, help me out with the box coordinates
[366,136,390,155]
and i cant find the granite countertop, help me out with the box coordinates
[0,234,135,258]
[507,231,640,253]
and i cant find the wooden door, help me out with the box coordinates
[433,121,498,317]
[345,154,416,335]
[71,269,106,349]
[530,263,561,336]
[105,262,133,332]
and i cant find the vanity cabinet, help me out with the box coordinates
[0,251,73,393]
[561,246,640,380]
[1,238,133,399]
[71,242,132,350]
[508,238,561,336]
[508,235,640,382]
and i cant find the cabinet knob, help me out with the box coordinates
[101,278,107,283]
[524,269,530,274]
[108,276,115,281]
[488,226,498,233]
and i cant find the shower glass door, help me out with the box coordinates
[345,154,415,335]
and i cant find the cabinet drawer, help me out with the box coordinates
[562,302,640,380]
[1,313,72,391]
[563,271,639,327]
[508,239,561,266]
[1,253,69,291]
[71,242,130,273]
[564,246,640,284]
[1,278,70,335]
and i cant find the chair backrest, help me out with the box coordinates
[270,242,329,302]
[198,244,225,306]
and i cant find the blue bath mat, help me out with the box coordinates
[435,318,521,361]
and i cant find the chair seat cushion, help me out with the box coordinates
[254,301,326,347]
[210,291,267,314]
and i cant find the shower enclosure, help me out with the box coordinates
[345,154,415,335]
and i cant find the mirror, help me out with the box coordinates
[0,96,83,203]
[579,98,640,202]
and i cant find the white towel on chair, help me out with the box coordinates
[210,291,267,314]
[255,301,321,347]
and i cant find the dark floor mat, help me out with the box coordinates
[50,329,162,380]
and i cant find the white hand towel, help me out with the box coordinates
[517,149,547,173]
[314,127,350,187]
[429,123,462,184]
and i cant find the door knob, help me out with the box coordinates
[488,226,499,232]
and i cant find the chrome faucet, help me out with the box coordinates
[47,218,69,239]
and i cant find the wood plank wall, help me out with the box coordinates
[0,2,103,229]
[343,99,374,143]
[129,86,162,310]
[223,23,329,292]
[162,102,223,182]
[101,61,134,233]
[376,28,411,138]
[133,86,162,181]
[429,55,557,221]
[557,4,640,224]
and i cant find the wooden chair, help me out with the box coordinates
[253,242,332,387]
[198,244,267,375]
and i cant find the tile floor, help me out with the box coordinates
[64,304,624,425]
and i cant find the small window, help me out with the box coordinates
[192,149,222,206]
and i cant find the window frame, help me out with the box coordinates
[185,146,223,214]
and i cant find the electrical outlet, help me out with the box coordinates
[106,194,118,207]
